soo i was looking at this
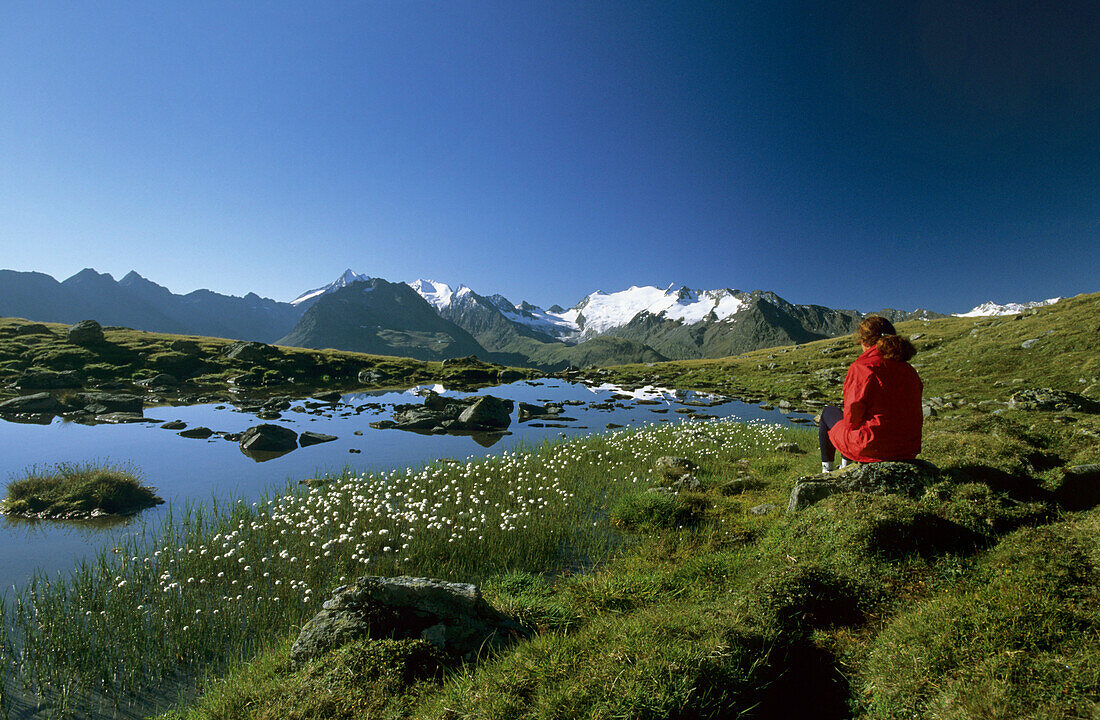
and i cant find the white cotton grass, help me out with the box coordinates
[0,417,801,711]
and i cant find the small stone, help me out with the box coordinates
[672,474,701,491]
[655,456,698,480]
[299,431,338,447]
[178,426,214,439]
[750,504,777,515]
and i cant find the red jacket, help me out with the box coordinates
[827,345,923,463]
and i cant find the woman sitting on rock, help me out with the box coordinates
[820,316,923,472]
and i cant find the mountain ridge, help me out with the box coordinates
[1,266,1061,369]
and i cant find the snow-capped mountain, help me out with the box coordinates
[955,298,1062,317]
[407,281,749,342]
[292,270,1060,366]
[290,269,371,307]
[407,279,462,311]
[568,285,748,339]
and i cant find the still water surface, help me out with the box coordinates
[0,379,812,592]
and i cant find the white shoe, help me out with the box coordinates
[822,461,835,473]
[840,458,850,469]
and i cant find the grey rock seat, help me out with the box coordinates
[290,575,525,665]
[787,460,939,512]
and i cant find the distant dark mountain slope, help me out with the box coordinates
[435,289,561,351]
[277,279,487,361]
[0,269,302,342]
[0,270,79,324]
[522,336,668,371]
[874,307,949,323]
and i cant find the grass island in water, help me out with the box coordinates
[1,462,164,520]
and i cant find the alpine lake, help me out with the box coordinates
[0,378,816,593]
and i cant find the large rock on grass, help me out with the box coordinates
[14,369,82,390]
[168,339,202,354]
[290,576,525,666]
[1009,388,1100,413]
[14,323,53,336]
[224,341,277,364]
[788,460,939,512]
[66,320,105,345]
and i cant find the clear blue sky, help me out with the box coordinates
[1,1,1097,313]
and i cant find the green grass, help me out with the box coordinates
[0,317,535,401]
[0,418,802,717]
[1,461,163,518]
[4,292,1100,719]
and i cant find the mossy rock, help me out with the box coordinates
[148,351,203,376]
[27,347,96,371]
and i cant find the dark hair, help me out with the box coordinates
[858,315,916,362]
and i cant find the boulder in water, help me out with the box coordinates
[239,423,298,460]
[0,392,67,415]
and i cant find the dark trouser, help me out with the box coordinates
[819,405,845,463]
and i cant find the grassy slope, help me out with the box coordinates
[602,290,1100,406]
[11,294,1100,718]
[0,317,535,399]
[157,292,1100,719]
